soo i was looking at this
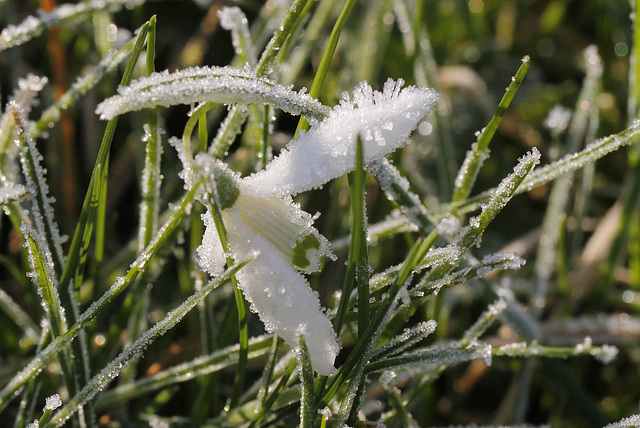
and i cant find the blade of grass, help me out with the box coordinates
[295,0,356,135]
[206,197,247,410]
[452,55,530,203]
[43,258,252,428]
[210,0,312,159]
[0,183,201,411]
[248,357,297,428]
[298,335,315,428]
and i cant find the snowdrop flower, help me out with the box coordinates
[197,79,438,375]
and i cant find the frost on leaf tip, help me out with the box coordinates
[243,79,439,196]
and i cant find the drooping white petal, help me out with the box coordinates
[218,209,339,375]
[242,79,439,196]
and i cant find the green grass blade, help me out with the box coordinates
[206,198,248,410]
[248,358,297,428]
[452,56,530,202]
[295,0,356,134]
[298,335,315,428]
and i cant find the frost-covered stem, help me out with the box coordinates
[298,336,315,428]
[296,0,357,134]
[30,33,136,138]
[205,199,248,409]
[368,158,437,233]
[452,56,530,203]
[210,0,311,158]
[334,136,368,337]
[43,261,251,428]
[459,299,506,348]
[138,15,161,253]
[0,184,200,411]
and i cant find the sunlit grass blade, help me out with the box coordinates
[334,135,368,337]
[0,183,200,411]
[452,56,530,202]
[43,259,252,428]
[460,298,507,348]
[493,340,618,363]
[0,0,144,52]
[220,6,256,67]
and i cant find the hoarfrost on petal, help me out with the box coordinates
[243,80,438,196]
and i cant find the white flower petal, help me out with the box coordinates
[197,211,227,276]
[236,186,333,273]
[243,79,439,196]
[222,210,339,375]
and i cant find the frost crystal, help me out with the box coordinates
[243,79,438,196]
[604,414,640,428]
[543,105,572,134]
[44,393,62,411]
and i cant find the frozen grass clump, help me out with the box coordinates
[1,1,640,426]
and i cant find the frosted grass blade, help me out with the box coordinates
[371,320,437,361]
[96,65,331,121]
[0,0,145,52]
[0,286,40,343]
[365,343,492,374]
[604,414,640,428]
[0,183,27,204]
[452,56,530,202]
[460,298,507,348]
[368,158,437,233]
[43,260,251,428]
[493,340,618,363]
[210,0,311,159]
[95,334,273,409]
[296,0,356,134]
[219,6,256,67]
[248,358,297,428]
[447,122,640,218]
[0,184,200,411]
[11,104,65,275]
[298,336,315,428]
[30,32,136,138]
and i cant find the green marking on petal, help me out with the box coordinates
[291,233,321,269]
